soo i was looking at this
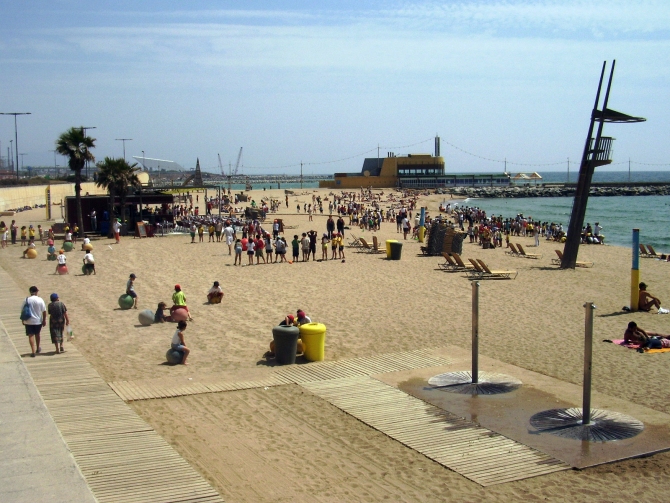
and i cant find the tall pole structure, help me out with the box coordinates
[561,61,645,269]
[80,126,96,179]
[115,138,132,161]
[9,140,13,171]
[1,112,31,180]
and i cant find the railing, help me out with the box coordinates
[588,136,614,165]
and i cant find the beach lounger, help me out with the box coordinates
[438,253,467,272]
[466,258,486,279]
[516,243,542,259]
[505,243,520,256]
[348,234,362,248]
[646,245,659,258]
[371,235,385,254]
[357,237,373,252]
[552,249,593,268]
[476,259,518,280]
[451,253,475,270]
[639,244,650,257]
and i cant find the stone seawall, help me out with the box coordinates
[449,185,670,199]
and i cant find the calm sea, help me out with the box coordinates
[453,171,670,250]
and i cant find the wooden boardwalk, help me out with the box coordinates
[302,376,569,486]
[0,273,224,503]
[110,349,452,401]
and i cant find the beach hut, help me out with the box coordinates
[511,173,530,185]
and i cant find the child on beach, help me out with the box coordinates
[338,233,345,259]
[198,223,204,242]
[72,225,79,244]
[171,320,190,365]
[265,234,273,263]
[20,226,27,245]
[126,273,138,308]
[234,239,242,265]
[171,284,193,320]
[255,234,266,264]
[190,223,196,243]
[301,233,310,262]
[55,249,68,274]
[246,236,255,265]
[207,281,224,303]
[275,237,287,263]
[331,233,338,260]
[154,302,172,323]
[321,233,329,260]
[292,235,300,263]
[38,225,44,245]
[0,221,7,248]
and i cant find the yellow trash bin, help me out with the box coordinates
[385,240,398,259]
[299,322,326,361]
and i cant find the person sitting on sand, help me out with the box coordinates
[279,314,295,326]
[207,281,224,304]
[81,236,91,250]
[171,284,193,320]
[155,302,172,323]
[171,320,190,365]
[638,282,662,312]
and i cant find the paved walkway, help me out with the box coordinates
[0,282,97,503]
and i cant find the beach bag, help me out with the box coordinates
[20,298,31,321]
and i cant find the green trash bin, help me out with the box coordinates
[385,239,398,259]
[390,241,403,260]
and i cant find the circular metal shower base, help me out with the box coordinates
[428,371,522,395]
[530,408,644,442]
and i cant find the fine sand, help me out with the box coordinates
[2,188,670,502]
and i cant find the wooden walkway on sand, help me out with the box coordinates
[302,376,569,486]
[0,270,224,503]
[109,349,452,401]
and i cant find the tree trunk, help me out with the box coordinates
[74,168,85,239]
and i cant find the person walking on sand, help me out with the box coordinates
[126,273,138,309]
[171,320,190,365]
[22,286,47,357]
[112,219,121,244]
[48,293,69,354]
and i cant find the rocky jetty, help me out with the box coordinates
[448,185,670,199]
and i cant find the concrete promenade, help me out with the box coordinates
[0,278,97,503]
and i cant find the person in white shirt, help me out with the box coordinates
[82,250,96,275]
[22,286,47,357]
[55,250,68,274]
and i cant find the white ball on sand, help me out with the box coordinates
[138,309,154,326]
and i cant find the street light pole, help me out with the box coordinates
[9,140,13,172]
[115,138,132,161]
[20,153,26,170]
[80,126,96,179]
[142,150,145,170]
[0,112,31,180]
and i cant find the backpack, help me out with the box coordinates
[20,298,31,322]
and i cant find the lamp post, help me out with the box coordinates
[115,138,132,161]
[80,126,96,179]
[9,140,13,171]
[0,112,31,179]
[142,150,145,170]
[20,153,26,171]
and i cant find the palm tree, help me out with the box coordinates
[56,128,95,238]
[95,157,141,230]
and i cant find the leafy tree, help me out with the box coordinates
[95,157,141,228]
[55,128,95,238]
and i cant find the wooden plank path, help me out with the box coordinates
[301,376,569,486]
[0,273,224,503]
[109,348,452,401]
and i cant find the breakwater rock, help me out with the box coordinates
[449,185,670,199]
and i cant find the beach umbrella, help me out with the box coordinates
[529,172,543,185]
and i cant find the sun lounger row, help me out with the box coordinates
[356,236,385,254]
[640,244,663,258]
[504,243,542,259]
[438,252,517,279]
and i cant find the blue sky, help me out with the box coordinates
[1,1,668,174]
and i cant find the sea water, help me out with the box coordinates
[447,171,670,250]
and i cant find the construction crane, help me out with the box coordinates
[233,147,243,176]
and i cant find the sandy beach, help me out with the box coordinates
[2,187,670,502]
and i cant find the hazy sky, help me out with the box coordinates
[2,1,668,174]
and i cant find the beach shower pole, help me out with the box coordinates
[631,229,640,311]
[582,302,596,425]
[472,281,480,383]
[418,207,426,242]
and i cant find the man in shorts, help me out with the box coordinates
[22,286,47,357]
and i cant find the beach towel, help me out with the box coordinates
[604,339,670,354]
